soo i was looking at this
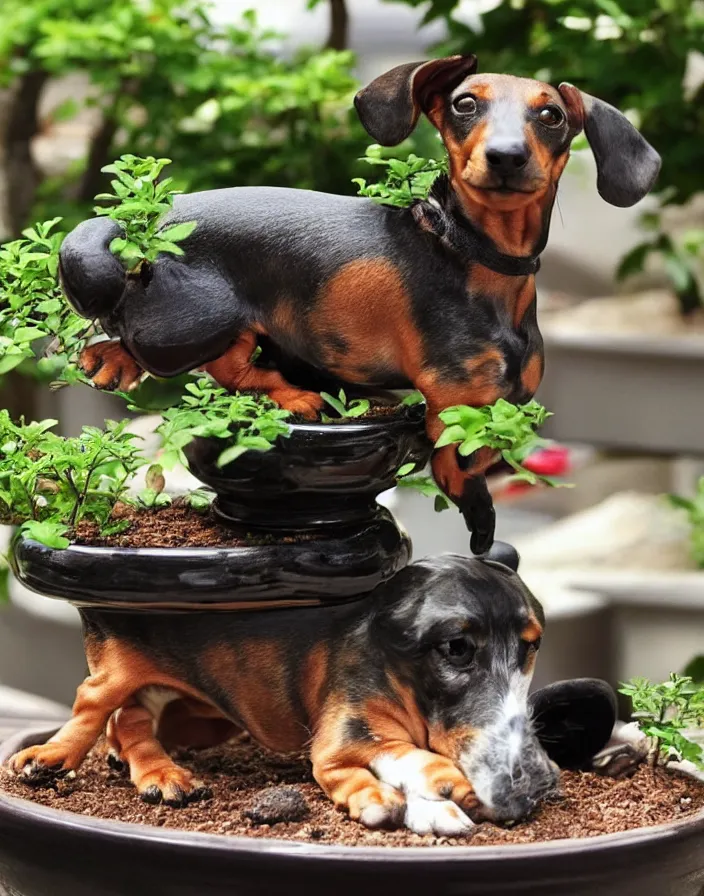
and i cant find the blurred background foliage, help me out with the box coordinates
[0,0,369,239]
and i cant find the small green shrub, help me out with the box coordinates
[95,155,196,272]
[435,399,561,487]
[0,218,91,384]
[156,376,291,470]
[320,388,370,420]
[353,144,447,207]
[620,675,704,769]
[0,411,146,548]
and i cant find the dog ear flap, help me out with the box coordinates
[558,83,661,208]
[354,55,478,146]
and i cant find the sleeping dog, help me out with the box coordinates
[8,551,561,835]
[59,55,661,553]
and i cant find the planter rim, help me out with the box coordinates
[279,402,425,434]
[1,725,703,865]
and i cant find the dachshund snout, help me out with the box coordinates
[485,139,531,176]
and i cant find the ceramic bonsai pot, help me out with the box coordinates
[10,507,409,611]
[10,408,429,611]
[184,403,431,530]
[1,681,703,896]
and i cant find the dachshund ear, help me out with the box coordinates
[558,83,661,208]
[354,55,478,146]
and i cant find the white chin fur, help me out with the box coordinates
[459,671,533,811]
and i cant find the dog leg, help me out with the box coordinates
[425,407,498,554]
[7,669,131,785]
[203,330,324,419]
[311,714,476,834]
[109,700,212,807]
[79,339,144,391]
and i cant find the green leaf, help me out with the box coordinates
[401,390,425,407]
[397,462,416,477]
[616,241,653,281]
[216,444,249,467]
[158,221,197,243]
[320,391,346,416]
[434,424,467,448]
[21,520,70,550]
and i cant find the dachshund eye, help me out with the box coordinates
[537,106,564,127]
[436,636,476,668]
[453,95,477,115]
[519,638,542,666]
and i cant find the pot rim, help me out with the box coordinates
[1,725,703,865]
[10,508,399,561]
[191,401,427,446]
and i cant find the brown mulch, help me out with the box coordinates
[2,738,703,848]
[73,504,312,549]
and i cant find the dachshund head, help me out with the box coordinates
[355,56,660,212]
[372,552,559,822]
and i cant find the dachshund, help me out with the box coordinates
[58,55,661,553]
[7,549,563,835]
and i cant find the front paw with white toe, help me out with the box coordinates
[404,796,475,837]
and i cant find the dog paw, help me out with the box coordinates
[269,388,324,419]
[7,744,79,787]
[137,766,212,808]
[79,341,143,392]
[404,797,474,836]
[348,783,406,830]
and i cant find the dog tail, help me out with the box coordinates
[59,217,127,320]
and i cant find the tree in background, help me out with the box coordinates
[388,0,704,312]
[0,0,367,239]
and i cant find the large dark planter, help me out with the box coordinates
[1,687,703,896]
[10,409,430,611]
[10,507,409,611]
[184,404,431,531]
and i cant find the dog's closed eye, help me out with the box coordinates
[518,637,542,667]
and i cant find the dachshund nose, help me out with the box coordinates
[485,142,530,174]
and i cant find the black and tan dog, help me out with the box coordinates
[59,56,661,552]
[8,552,563,835]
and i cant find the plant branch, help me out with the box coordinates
[326,0,349,50]
[1,64,49,237]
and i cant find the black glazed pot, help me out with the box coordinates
[1,711,703,896]
[184,403,431,531]
[10,507,409,611]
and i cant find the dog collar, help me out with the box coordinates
[455,226,541,277]
[413,180,541,277]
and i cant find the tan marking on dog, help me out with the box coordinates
[111,701,209,801]
[300,643,330,727]
[79,340,143,392]
[520,351,543,398]
[521,619,544,643]
[157,697,238,751]
[201,641,307,752]
[313,258,424,384]
[203,330,323,418]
